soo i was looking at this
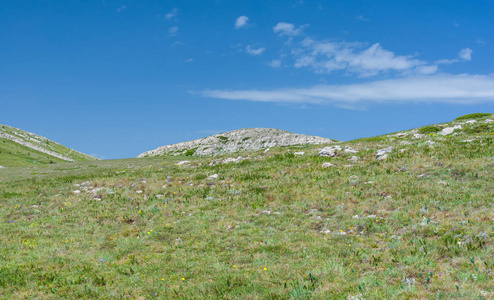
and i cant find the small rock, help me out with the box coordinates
[208,174,219,179]
[376,147,392,160]
[175,160,190,166]
[320,230,331,234]
[344,148,359,154]
[348,156,358,163]
[294,151,305,156]
[322,162,334,168]
[412,133,424,139]
[465,120,477,124]
[0,165,4,169]
[485,119,493,123]
[440,125,462,135]
[73,190,81,194]
[319,146,342,157]
[222,156,244,164]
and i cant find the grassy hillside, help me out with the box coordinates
[1,114,493,299]
[0,125,97,167]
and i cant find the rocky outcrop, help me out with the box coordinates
[138,128,334,157]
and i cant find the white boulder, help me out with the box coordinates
[440,125,462,135]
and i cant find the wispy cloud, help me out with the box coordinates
[246,45,265,55]
[267,59,282,68]
[201,74,494,108]
[168,26,179,37]
[459,48,472,61]
[165,8,178,20]
[356,15,369,21]
[273,22,308,36]
[185,58,193,63]
[235,16,250,28]
[291,38,434,77]
[116,5,127,13]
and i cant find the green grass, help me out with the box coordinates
[1,118,494,299]
[0,139,66,167]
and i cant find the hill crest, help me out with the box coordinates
[138,128,335,157]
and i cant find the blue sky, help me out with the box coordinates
[1,0,493,159]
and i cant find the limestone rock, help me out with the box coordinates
[319,145,342,157]
[376,147,392,160]
[440,125,462,135]
[138,128,334,158]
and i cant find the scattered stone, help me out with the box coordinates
[348,156,358,163]
[376,147,392,160]
[412,133,424,139]
[465,120,477,124]
[322,162,334,168]
[294,151,305,156]
[208,174,219,179]
[319,145,342,157]
[320,230,331,234]
[440,125,462,135]
[73,190,81,194]
[261,210,271,215]
[344,148,359,154]
[485,119,493,123]
[0,165,4,168]
[222,156,244,164]
[175,160,190,166]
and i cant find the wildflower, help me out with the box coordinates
[264,267,267,271]
[161,278,164,281]
[139,210,142,214]
[181,277,185,281]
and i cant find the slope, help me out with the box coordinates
[0,124,97,167]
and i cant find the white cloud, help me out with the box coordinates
[273,22,307,36]
[356,15,369,21]
[116,5,127,13]
[291,39,433,77]
[185,58,193,63]
[168,26,179,37]
[267,59,282,68]
[235,16,249,28]
[165,8,178,20]
[459,48,472,61]
[201,74,494,107]
[435,58,458,65]
[246,45,265,55]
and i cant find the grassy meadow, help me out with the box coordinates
[1,115,494,299]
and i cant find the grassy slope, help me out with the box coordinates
[1,115,494,299]
[0,125,97,167]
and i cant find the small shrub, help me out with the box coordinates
[455,113,492,121]
[418,126,441,134]
[184,149,196,156]
[218,136,229,142]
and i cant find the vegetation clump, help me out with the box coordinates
[418,125,441,134]
[455,113,492,121]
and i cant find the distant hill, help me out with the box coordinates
[0,124,97,167]
[138,128,335,158]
